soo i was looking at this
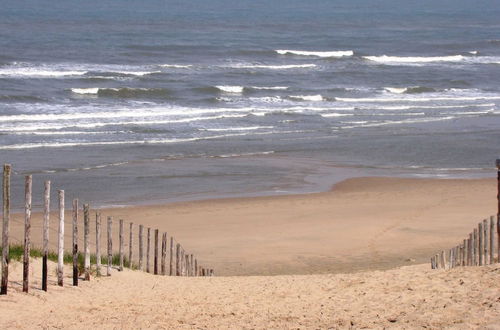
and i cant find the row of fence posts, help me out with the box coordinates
[430,216,499,269]
[431,159,500,270]
[1,164,214,295]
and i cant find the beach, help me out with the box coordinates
[7,176,497,276]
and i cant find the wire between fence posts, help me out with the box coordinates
[23,175,32,293]
[57,190,65,287]
[42,180,50,291]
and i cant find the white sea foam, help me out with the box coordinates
[249,86,288,90]
[158,64,193,68]
[384,87,408,94]
[202,126,274,132]
[216,85,244,93]
[336,96,500,102]
[289,94,324,101]
[71,88,99,94]
[320,113,354,117]
[275,50,354,58]
[469,51,478,55]
[0,68,87,77]
[363,55,465,64]
[226,64,316,69]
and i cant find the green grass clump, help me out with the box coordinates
[0,244,138,273]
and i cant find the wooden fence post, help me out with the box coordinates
[139,225,143,270]
[72,199,78,286]
[107,216,112,276]
[462,239,466,266]
[1,164,11,295]
[42,180,50,291]
[96,212,101,276]
[473,228,478,266]
[194,258,198,276]
[483,219,488,264]
[190,254,194,276]
[169,237,174,276]
[161,233,166,275]
[479,223,484,266]
[181,249,185,276]
[83,204,90,281]
[490,216,495,264]
[176,243,180,276]
[497,159,500,263]
[129,222,133,268]
[146,228,151,273]
[468,234,473,266]
[23,175,32,293]
[57,190,65,286]
[440,250,446,269]
[154,229,159,275]
[119,219,124,271]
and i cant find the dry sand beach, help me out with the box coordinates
[2,176,500,328]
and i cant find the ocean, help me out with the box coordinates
[1,0,500,207]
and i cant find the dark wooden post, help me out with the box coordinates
[96,212,102,276]
[176,243,180,276]
[490,216,495,264]
[169,237,174,276]
[479,222,484,266]
[107,216,112,276]
[83,204,90,281]
[154,229,159,275]
[473,228,478,266]
[42,180,50,291]
[194,258,198,276]
[129,222,133,268]
[23,175,32,293]
[138,225,143,270]
[57,190,65,286]
[161,232,167,275]
[72,199,79,286]
[146,228,151,273]
[1,164,11,295]
[119,219,124,271]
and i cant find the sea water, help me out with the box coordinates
[1,0,499,207]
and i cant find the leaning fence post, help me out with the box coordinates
[96,212,102,276]
[146,228,151,273]
[176,243,180,276]
[107,216,112,276]
[138,225,143,270]
[23,175,32,293]
[119,219,124,271]
[42,180,50,291]
[72,199,79,286]
[154,229,159,275]
[161,232,166,275]
[169,237,174,276]
[129,222,133,268]
[83,204,90,281]
[57,190,65,286]
[1,164,11,295]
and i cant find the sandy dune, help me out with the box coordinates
[1,259,499,329]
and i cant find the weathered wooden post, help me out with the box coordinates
[72,199,79,286]
[194,258,198,276]
[57,190,65,286]
[483,219,488,264]
[490,216,495,264]
[138,225,143,270]
[478,223,484,266]
[42,180,50,291]
[83,204,90,281]
[96,212,102,276]
[119,219,124,271]
[154,229,159,275]
[161,232,167,275]
[190,254,194,276]
[434,254,440,269]
[440,250,446,269]
[107,216,112,276]
[129,222,133,268]
[462,239,467,266]
[497,159,500,263]
[185,254,189,276]
[1,164,11,295]
[23,175,32,293]
[146,228,151,273]
[181,248,185,276]
[176,243,180,276]
[473,228,478,266]
[169,237,174,276]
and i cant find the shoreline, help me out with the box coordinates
[8,175,497,276]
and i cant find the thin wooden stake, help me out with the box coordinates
[1,164,11,295]
[119,219,124,271]
[154,229,159,275]
[490,216,495,264]
[146,228,151,273]
[176,243,180,276]
[440,250,446,269]
[185,254,189,276]
[473,228,478,266]
[467,235,472,266]
[57,190,65,286]
[169,237,174,276]
[479,222,484,266]
[194,258,198,276]
[483,219,488,264]
[42,180,50,291]
[72,199,79,286]
[83,204,90,281]
[462,239,467,266]
[129,222,133,268]
[138,225,143,270]
[23,175,32,293]
[161,232,167,275]
[107,216,112,276]
[96,212,101,276]
[190,254,194,276]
